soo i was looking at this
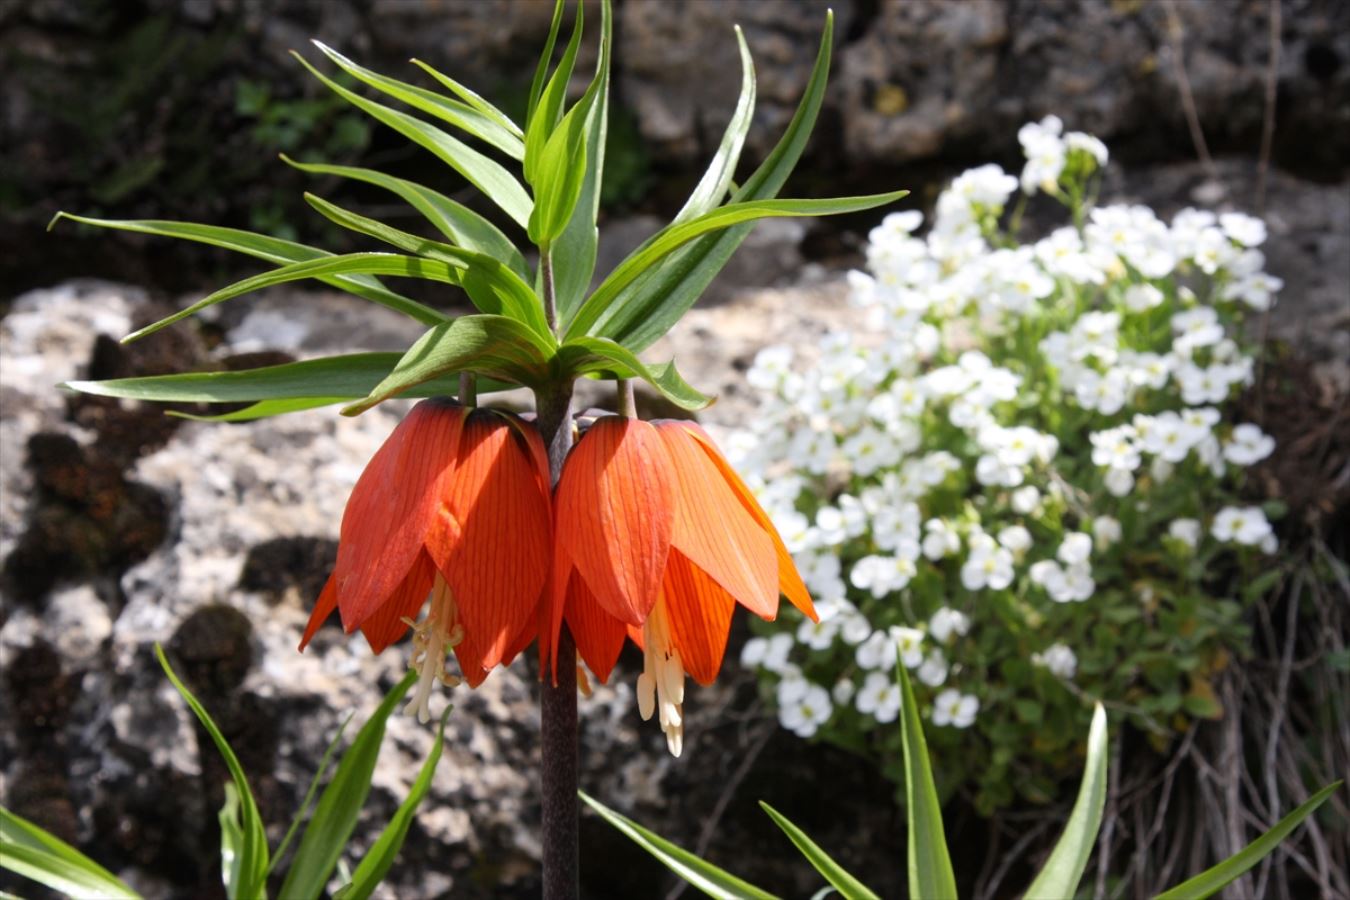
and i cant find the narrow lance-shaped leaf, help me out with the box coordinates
[0,807,141,900]
[896,661,958,900]
[311,41,524,159]
[583,11,847,350]
[759,802,880,900]
[552,0,613,320]
[218,784,245,900]
[278,673,417,900]
[580,792,781,900]
[1153,782,1342,900]
[303,193,548,336]
[557,337,710,411]
[409,58,522,138]
[293,52,532,228]
[524,0,584,186]
[63,353,463,405]
[565,192,907,341]
[48,213,430,318]
[268,714,355,876]
[281,156,529,279]
[526,0,567,129]
[1023,704,1109,900]
[344,315,556,415]
[156,644,270,900]
[332,708,451,900]
[122,252,456,343]
[528,72,598,247]
[672,26,756,225]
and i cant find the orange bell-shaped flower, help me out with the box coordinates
[300,399,551,717]
[550,416,814,755]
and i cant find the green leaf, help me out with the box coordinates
[48,213,432,319]
[565,191,907,342]
[582,11,846,351]
[168,397,349,422]
[552,0,612,322]
[64,352,460,406]
[293,52,532,228]
[524,0,584,186]
[123,253,465,343]
[759,802,880,900]
[0,807,141,900]
[526,0,567,129]
[580,792,780,900]
[672,27,756,225]
[281,156,529,279]
[310,41,524,159]
[557,337,711,411]
[278,673,417,900]
[344,316,555,415]
[409,58,522,138]
[1153,782,1342,900]
[896,662,958,900]
[218,784,246,899]
[333,708,450,900]
[1023,704,1108,899]
[156,643,269,900]
[269,714,354,876]
[303,193,547,336]
[527,80,596,247]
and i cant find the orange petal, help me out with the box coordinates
[663,550,736,686]
[359,551,436,654]
[656,421,777,618]
[299,573,339,651]
[434,410,551,674]
[334,400,466,631]
[564,570,628,684]
[682,424,816,622]
[555,417,673,626]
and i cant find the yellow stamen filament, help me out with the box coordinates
[403,575,464,723]
[635,595,686,757]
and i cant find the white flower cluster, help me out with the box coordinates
[729,120,1281,741]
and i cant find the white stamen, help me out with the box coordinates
[636,595,687,757]
[404,576,464,723]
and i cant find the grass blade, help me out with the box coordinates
[0,807,140,900]
[1023,704,1108,899]
[672,26,755,225]
[278,673,417,900]
[1153,782,1342,900]
[218,784,245,899]
[759,802,880,900]
[896,662,957,900]
[267,714,354,876]
[156,643,269,900]
[332,707,450,900]
[580,792,780,900]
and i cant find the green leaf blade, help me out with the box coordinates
[278,673,417,900]
[0,807,141,900]
[1153,782,1342,900]
[759,802,880,900]
[1023,704,1109,899]
[896,663,958,900]
[524,0,584,186]
[672,27,756,226]
[580,792,780,900]
[557,337,710,411]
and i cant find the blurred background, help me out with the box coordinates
[1,1,1347,898]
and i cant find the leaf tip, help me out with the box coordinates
[46,211,69,232]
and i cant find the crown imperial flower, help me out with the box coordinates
[300,399,552,719]
[549,416,815,756]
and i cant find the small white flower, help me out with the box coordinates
[1093,516,1122,548]
[922,518,962,560]
[796,616,839,651]
[929,607,971,643]
[1123,283,1164,312]
[856,630,899,671]
[832,678,857,705]
[780,683,833,737]
[1032,643,1078,678]
[891,626,926,669]
[918,650,949,687]
[1011,485,1042,515]
[931,689,980,728]
[1058,532,1093,566]
[961,534,1016,591]
[1169,518,1202,550]
[1103,466,1135,497]
[1223,423,1275,466]
[998,524,1033,554]
[856,671,902,723]
[1219,211,1268,248]
[1212,506,1273,546]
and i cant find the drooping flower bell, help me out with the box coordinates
[549,416,815,755]
[300,398,551,719]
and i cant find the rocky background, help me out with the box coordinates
[1,1,1348,898]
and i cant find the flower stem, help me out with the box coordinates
[616,378,637,418]
[535,246,578,900]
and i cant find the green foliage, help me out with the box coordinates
[587,659,1339,900]
[0,807,139,900]
[54,1,900,419]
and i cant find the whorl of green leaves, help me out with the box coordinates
[52,1,905,418]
